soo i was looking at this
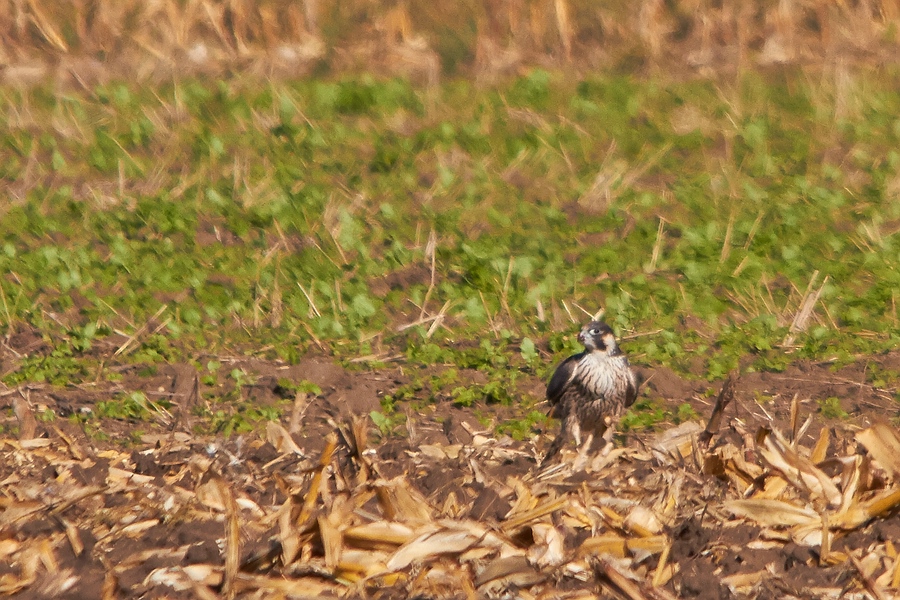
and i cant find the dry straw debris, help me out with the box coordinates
[2,0,900,84]
[3,383,900,599]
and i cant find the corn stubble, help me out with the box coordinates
[4,395,900,598]
[0,0,897,82]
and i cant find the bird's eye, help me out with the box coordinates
[590,328,600,335]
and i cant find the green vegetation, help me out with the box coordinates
[3,347,89,386]
[95,391,166,421]
[207,404,282,437]
[620,399,668,432]
[370,409,407,438]
[818,396,850,420]
[2,69,900,435]
[497,410,551,441]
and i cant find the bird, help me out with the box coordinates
[542,320,639,465]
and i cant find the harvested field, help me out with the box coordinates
[2,0,900,84]
[3,354,900,599]
[3,4,900,597]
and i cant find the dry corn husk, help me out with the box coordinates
[857,422,900,480]
[6,401,900,598]
[759,429,842,507]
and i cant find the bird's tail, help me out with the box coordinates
[540,433,566,467]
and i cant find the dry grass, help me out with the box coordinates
[2,0,900,85]
[5,383,900,598]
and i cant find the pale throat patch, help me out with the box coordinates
[578,352,622,394]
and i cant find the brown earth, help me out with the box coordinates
[1,350,900,598]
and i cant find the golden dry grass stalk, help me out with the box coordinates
[0,0,897,82]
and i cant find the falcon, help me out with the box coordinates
[542,320,639,464]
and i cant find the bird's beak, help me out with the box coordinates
[577,330,586,344]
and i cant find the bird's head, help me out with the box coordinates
[577,320,617,354]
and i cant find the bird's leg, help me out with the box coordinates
[572,432,594,471]
[540,418,577,467]
[599,417,616,457]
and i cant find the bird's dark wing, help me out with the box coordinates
[623,368,642,408]
[546,353,583,406]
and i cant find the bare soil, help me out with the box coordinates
[2,349,900,598]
